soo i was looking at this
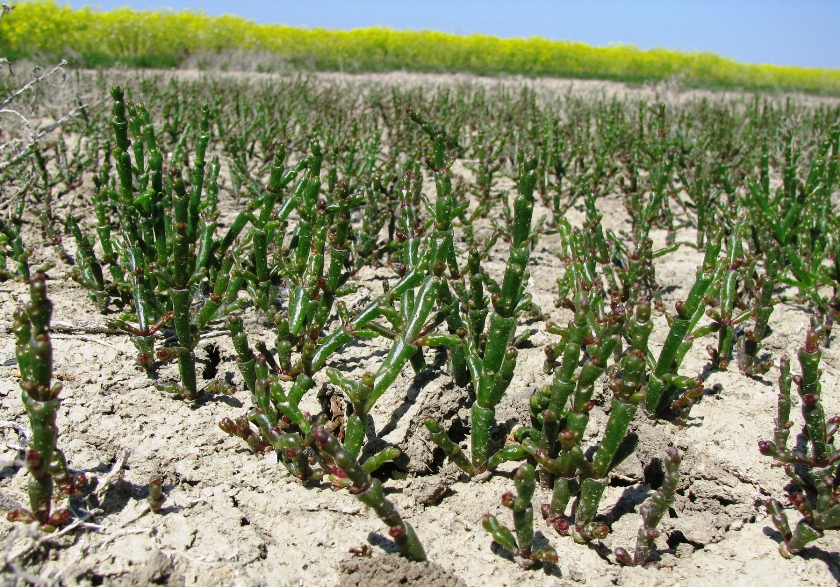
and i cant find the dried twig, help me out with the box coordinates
[0,59,88,171]
[52,333,124,352]
[51,320,123,335]
[3,516,86,566]
[94,448,131,500]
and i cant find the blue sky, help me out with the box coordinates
[65,1,840,69]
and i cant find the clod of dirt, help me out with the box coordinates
[338,554,466,587]
[370,369,470,474]
[62,550,185,587]
[0,489,22,511]
[406,463,462,506]
[126,550,185,587]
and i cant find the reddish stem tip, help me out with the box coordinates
[388,525,406,539]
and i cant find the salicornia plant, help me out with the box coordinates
[69,86,243,398]
[314,426,426,562]
[425,150,539,475]
[482,464,558,568]
[759,329,840,558]
[614,448,682,566]
[7,274,83,529]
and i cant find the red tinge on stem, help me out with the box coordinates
[388,525,406,539]
[501,492,515,507]
[46,508,71,527]
[804,329,820,353]
[757,440,772,455]
[789,493,807,507]
[548,517,570,535]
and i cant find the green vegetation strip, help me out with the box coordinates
[3,1,840,94]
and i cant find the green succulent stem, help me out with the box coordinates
[774,355,793,449]
[10,274,75,527]
[645,232,722,415]
[760,327,839,559]
[796,329,828,462]
[435,152,538,473]
[314,426,426,562]
[615,448,682,566]
[740,245,779,375]
[482,463,558,565]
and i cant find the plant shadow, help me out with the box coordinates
[762,526,840,583]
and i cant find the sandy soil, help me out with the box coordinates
[1,70,839,587]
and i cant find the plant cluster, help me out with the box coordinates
[68,86,241,398]
[2,71,839,570]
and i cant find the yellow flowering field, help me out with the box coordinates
[2,0,839,93]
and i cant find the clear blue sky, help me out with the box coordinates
[65,1,840,69]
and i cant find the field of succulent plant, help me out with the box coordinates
[0,64,839,586]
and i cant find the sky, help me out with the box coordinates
[65,1,840,70]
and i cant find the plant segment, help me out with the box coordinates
[314,426,426,561]
[644,234,722,416]
[425,146,540,475]
[482,464,558,568]
[759,329,840,558]
[614,448,682,566]
[7,274,83,529]
[0,206,31,282]
[326,272,447,458]
[737,242,780,376]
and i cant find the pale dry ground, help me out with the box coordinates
[1,69,839,587]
